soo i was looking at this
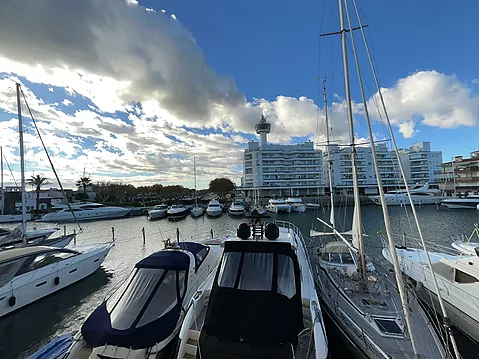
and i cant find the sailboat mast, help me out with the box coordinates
[338,0,366,280]
[0,146,4,215]
[451,157,456,197]
[321,79,336,229]
[194,157,197,206]
[16,83,27,235]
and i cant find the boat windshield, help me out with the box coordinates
[107,267,187,330]
[209,204,220,207]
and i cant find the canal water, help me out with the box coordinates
[1,205,478,358]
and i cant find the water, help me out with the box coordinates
[0,205,478,358]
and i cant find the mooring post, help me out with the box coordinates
[210,229,213,238]
[112,227,115,241]
[73,229,76,245]
[142,227,146,245]
[176,227,180,243]
[63,225,66,236]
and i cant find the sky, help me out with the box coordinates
[0,0,477,189]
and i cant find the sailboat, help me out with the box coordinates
[191,157,204,217]
[1,83,75,249]
[311,2,450,358]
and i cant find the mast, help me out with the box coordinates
[338,0,366,281]
[320,78,336,229]
[194,157,197,207]
[16,83,27,236]
[451,157,456,197]
[0,146,3,215]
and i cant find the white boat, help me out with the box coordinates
[306,202,321,209]
[265,198,291,213]
[175,219,329,359]
[0,226,56,246]
[369,183,442,206]
[451,241,479,256]
[190,158,204,218]
[0,243,113,318]
[228,201,245,216]
[167,204,188,220]
[285,197,306,212]
[63,240,224,359]
[441,196,479,209]
[383,246,479,343]
[147,204,168,219]
[250,205,267,216]
[39,203,130,222]
[0,214,32,224]
[206,200,222,217]
[0,227,75,250]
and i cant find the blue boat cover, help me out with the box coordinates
[178,241,207,256]
[27,334,72,359]
[135,250,190,269]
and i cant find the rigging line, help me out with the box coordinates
[3,154,19,189]
[344,0,422,355]
[20,89,83,232]
[351,0,462,357]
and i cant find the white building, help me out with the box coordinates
[325,143,399,195]
[241,116,324,199]
[398,142,442,185]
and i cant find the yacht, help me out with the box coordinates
[0,243,113,318]
[39,203,130,222]
[285,197,306,212]
[0,214,32,224]
[228,201,245,216]
[382,245,479,343]
[175,218,329,359]
[0,227,75,249]
[62,240,224,359]
[0,226,56,246]
[147,204,168,219]
[265,198,291,213]
[167,204,189,220]
[369,183,442,206]
[206,200,222,217]
[306,202,321,210]
[441,195,479,209]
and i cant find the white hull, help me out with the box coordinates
[40,208,130,222]
[451,241,479,256]
[266,204,291,213]
[369,195,442,206]
[441,198,479,209]
[191,207,204,217]
[0,214,32,223]
[206,209,222,217]
[148,209,167,219]
[0,243,113,318]
[289,204,306,212]
[228,210,244,216]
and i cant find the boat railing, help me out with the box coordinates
[275,220,315,272]
[379,233,458,256]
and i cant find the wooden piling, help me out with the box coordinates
[142,227,146,245]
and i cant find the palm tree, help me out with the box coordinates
[27,174,49,212]
[76,176,92,198]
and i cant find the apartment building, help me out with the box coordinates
[398,142,442,185]
[438,151,479,197]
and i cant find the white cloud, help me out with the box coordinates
[62,99,73,106]
[472,79,479,84]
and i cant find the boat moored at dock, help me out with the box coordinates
[39,203,130,222]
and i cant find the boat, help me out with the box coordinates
[147,204,168,219]
[167,204,189,220]
[369,183,442,206]
[191,158,204,218]
[175,216,329,359]
[311,6,450,356]
[265,198,291,213]
[285,197,306,212]
[0,226,56,245]
[0,213,32,223]
[62,240,224,359]
[228,201,245,216]
[206,199,222,217]
[441,196,479,209]
[0,228,75,249]
[306,202,321,209]
[0,242,114,318]
[39,202,131,222]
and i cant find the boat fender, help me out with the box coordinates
[237,223,251,240]
[54,276,60,285]
[265,222,279,240]
[8,296,16,307]
[416,281,423,291]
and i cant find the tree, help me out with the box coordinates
[27,174,49,212]
[209,178,235,199]
[76,176,92,194]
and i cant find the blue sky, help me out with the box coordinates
[0,0,477,188]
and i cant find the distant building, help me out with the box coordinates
[241,116,324,199]
[398,142,442,185]
[438,151,479,197]
[325,143,399,195]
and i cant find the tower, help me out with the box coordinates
[255,114,271,147]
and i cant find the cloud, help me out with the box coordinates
[369,71,479,130]
[472,79,479,84]
[62,99,73,106]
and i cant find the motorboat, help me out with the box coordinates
[369,183,442,206]
[250,205,267,216]
[167,204,188,220]
[0,214,32,223]
[0,226,57,246]
[382,245,479,343]
[147,204,168,219]
[0,242,113,318]
[265,199,291,213]
[190,205,204,217]
[0,228,75,250]
[39,203,130,222]
[441,196,479,209]
[285,197,306,212]
[306,202,321,209]
[206,200,222,217]
[63,240,224,359]
[228,201,245,216]
[175,218,329,359]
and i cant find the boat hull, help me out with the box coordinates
[0,243,113,318]
[289,204,306,212]
[369,195,442,206]
[0,214,32,223]
[228,209,244,216]
[190,208,204,217]
[266,204,291,213]
[148,209,167,219]
[206,209,222,217]
[441,199,479,209]
[39,208,130,222]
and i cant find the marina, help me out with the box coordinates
[0,206,477,358]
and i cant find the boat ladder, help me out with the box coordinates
[183,329,200,359]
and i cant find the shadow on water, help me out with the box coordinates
[0,268,111,359]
